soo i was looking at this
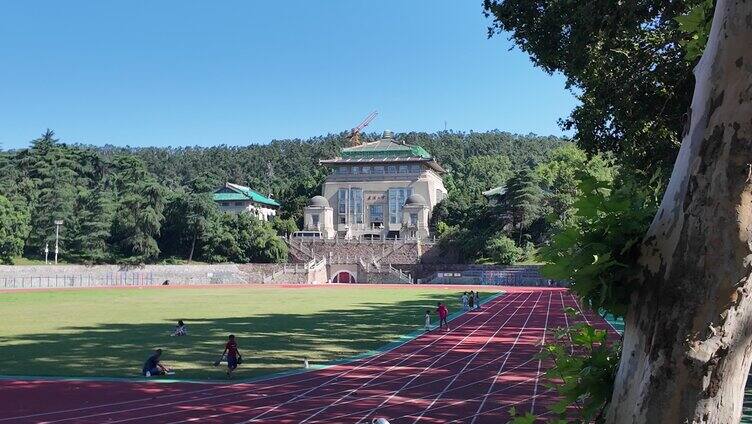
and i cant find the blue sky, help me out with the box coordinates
[0,1,576,149]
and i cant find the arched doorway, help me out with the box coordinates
[331,271,356,284]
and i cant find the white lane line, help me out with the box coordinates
[242,294,512,423]
[468,290,546,424]
[408,292,540,423]
[574,292,622,335]
[561,291,573,354]
[0,382,251,422]
[148,299,532,424]
[355,292,534,424]
[295,292,525,424]
[318,364,548,424]
[94,295,513,424]
[531,291,553,414]
[4,292,505,423]
[119,338,530,424]
[447,387,556,423]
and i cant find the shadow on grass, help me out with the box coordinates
[0,292,494,381]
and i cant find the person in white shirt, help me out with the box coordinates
[171,320,187,336]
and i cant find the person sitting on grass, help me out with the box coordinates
[215,334,242,378]
[142,348,171,377]
[171,320,187,336]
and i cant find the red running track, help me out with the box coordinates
[0,288,618,424]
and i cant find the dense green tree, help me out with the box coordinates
[160,190,218,262]
[272,217,298,237]
[483,0,702,177]
[535,145,615,229]
[486,233,522,265]
[66,186,115,263]
[204,214,288,263]
[18,131,78,256]
[0,129,566,264]
[435,145,615,265]
[456,154,513,196]
[109,155,166,263]
[501,167,543,243]
[0,195,30,264]
[200,213,243,263]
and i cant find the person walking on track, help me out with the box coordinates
[437,302,449,331]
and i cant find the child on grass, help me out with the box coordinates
[171,320,187,336]
[217,334,242,378]
[424,309,431,331]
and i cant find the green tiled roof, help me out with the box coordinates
[341,139,432,159]
[213,183,280,207]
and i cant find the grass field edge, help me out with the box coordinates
[0,291,506,386]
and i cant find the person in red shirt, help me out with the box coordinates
[219,334,242,378]
[436,302,449,331]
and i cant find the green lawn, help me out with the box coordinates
[0,286,495,381]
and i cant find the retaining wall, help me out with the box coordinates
[0,264,251,289]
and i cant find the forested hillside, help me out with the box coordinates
[0,129,568,265]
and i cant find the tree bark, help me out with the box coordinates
[606,1,752,423]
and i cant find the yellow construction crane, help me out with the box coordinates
[347,111,378,146]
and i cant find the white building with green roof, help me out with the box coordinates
[303,130,447,240]
[213,182,279,221]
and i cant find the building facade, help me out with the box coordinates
[213,182,280,221]
[303,131,447,239]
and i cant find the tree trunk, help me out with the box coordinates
[188,232,197,263]
[606,1,752,423]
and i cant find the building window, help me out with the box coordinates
[312,214,320,228]
[221,202,230,206]
[350,188,363,223]
[410,164,421,173]
[410,213,419,225]
[338,188,363,224]
[234,201,244,206]
[399,165,409,173]
[351,166,360,174]
[388,188,412,224]
[338,189,348,215]
[362,166,371,174]
[374,166,384,174]
[336,166,348,174]
[370,204,384,226]
[387,165,397,174]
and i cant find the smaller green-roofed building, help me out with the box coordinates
[213,182,279,221]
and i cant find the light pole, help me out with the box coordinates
[44,243,49,264]
[54,220,63,264]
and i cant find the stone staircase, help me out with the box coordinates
[358,258,413,284]
[284,236,429,266]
